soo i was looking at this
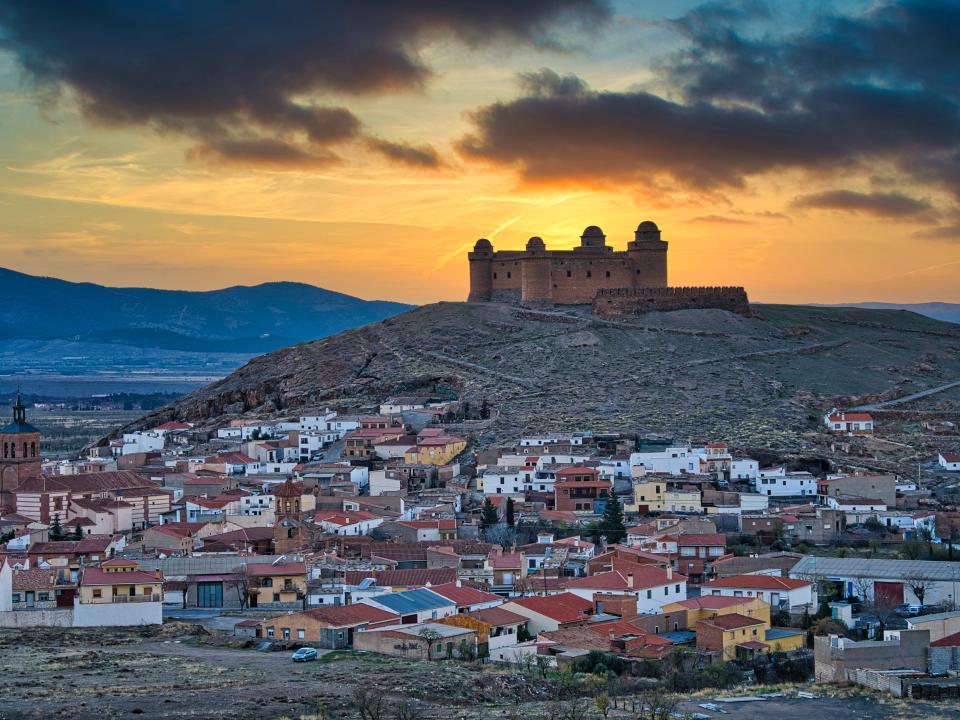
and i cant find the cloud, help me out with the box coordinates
[687,215,754,225]
[913,224,960,241]
[792,190,935,219]
[458,2,960,203]
[366,138,442,168]
[0,0,608,168]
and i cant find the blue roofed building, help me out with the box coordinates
[358,587,457,624]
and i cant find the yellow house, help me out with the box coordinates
[626,481,702,514]
[664,595,771,627]
[626,480,665,512]
[246,560,307,609]
[694,606,805,661]
[403,434,467,466]
[79,559,163,604]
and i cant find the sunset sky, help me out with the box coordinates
[0,0,958,305]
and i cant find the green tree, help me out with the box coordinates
[49,514,64,541]
[505,497,515,527]
[72,524,83,540]
[480,497,499,529]
[599,493,626,545]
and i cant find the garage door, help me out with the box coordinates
[197,581,223,608]
[874,581,903,610]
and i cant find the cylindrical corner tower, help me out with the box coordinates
[521,236,552,306]
[628,220,668,287]
[467,238,494,302]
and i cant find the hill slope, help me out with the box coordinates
[820,302,960,325]
[134,302,960,450]
[0,268,411,354]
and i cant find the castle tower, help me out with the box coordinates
[0,393,42,493]
[520,236,552,306]
[627,220,668,287]
[575,225,608,253]
[467,238,494,302]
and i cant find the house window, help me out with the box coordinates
[267,628,275,637]
[646,589,652,599]
[12,593,21,602]
[282,628,290,639]
[297,629,305,640]
[273,593,280,602]
[92,589,102,598]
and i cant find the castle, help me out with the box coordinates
[467,221,749,315]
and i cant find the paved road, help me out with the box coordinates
[853,378,960,410]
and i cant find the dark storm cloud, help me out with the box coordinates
[0,0,608,168]
[792,190,935,219]
[459,1,960,207]
[366,138,442,168]
[459,71,960,189]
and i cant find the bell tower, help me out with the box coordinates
[1,393,42,493]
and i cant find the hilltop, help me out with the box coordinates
[133,301,960,455]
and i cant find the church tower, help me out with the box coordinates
[1,394,42,493]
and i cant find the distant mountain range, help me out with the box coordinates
[0,267,413,354]
[818,302,960,325]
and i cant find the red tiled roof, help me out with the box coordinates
[702,575,811,591]
[671,596,752,610]
[737,640,770,650]
[146,522,207,539]
[314,510,383,526]
[82,567,163,585]
[931,631,960,647]
[508,592,593,623]
[702,613,766,630]
[827,412,873,422]
[472,606,528,626]
[246,561,306,577]
[942,453,960,463]
[677,533,726,546]
[294,604,398,626]
[567,563,685,591]
[344,568,457,587]
[206,453,258,465]
[13,568,64,590]
[28,536,113,555]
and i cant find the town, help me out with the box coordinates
[3,387,960,717]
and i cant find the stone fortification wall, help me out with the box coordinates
[593,286,750,317]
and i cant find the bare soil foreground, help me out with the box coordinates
[0,626,957,720]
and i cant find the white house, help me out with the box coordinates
[299,411,337,432]
[826,496,887,523]
[753,471,817,497]
[313,510,384,536]
[564,565,687,614]
[823,409,874,434]
[731,458,760,480]
[940,453,960,472]
[239,494,274,517]
[121,431,165,455]
[701,575,816,612]
[481,467,526,496]
[630,446,699,476]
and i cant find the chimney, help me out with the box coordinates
[626,573,634,589]
[666,566,673,580]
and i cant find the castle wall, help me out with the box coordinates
[593,287,750,317]
[548,254,637,305]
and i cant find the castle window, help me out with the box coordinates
[566,270,572,278]
[493,273,497,279]
[586,271,592,278]
[506,272,511,279]
[606,271,611,278]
